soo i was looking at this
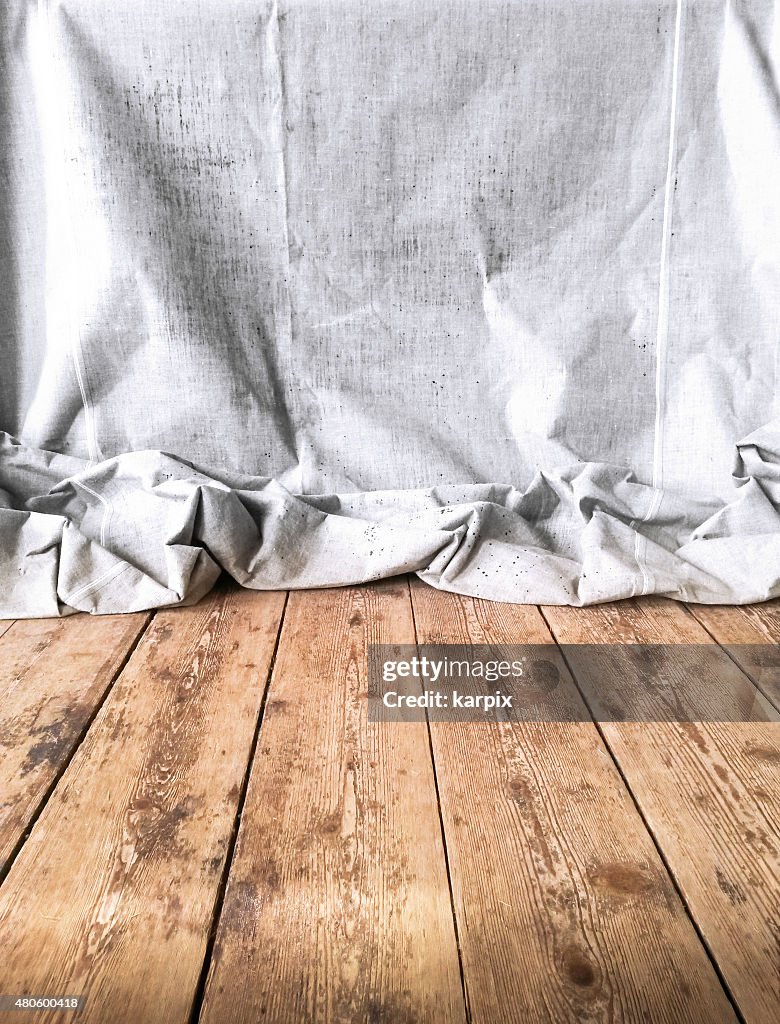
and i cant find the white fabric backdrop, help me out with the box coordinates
[1,0,779,615]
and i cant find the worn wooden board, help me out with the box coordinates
[0,612,149,874]
[410,580,736,1024]
[543,598,780,1024]
[689,602,780,712]
[0,586,286,1024]
[199,581,467,1024]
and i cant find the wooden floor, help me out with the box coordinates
[0,578,778,1024]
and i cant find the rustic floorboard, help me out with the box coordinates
[543,597,780,1024]
[410,579,737,1024]
[688,601,780,713]
[0,586,285,1024]
[0,612,150,875]
[199,581,467,1024]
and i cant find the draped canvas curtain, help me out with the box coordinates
[1,0,780,616]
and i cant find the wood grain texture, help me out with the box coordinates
[0,586,286,1024]
[0,618,14,640]
[0,612,149,873]
[688,602,780,712]
[199,581,467,1024]
[544,598,780,1024]
[410,579,736,1024]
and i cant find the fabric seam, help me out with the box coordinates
[652,0,684,490]
[635,0,684,597]
[72,331,103,465]
[75,478,113,549]
[64,557,132,605]
[272,0,304,493]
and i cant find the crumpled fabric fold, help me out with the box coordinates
[2,426,780,617]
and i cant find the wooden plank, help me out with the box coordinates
[0,618,14,641]
[409,580,736,1024]
[0,585,286,1024]
[543,597,780,1024]
[688,601,780,712]
[199,581,467,1024]
[0,612,150,874]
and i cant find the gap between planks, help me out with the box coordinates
[407,579,471,1022]
[685,601,780,715]
[186,589,290,1024]
[0,610,153,883]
